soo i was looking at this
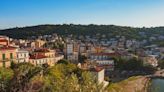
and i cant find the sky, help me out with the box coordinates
[0,0,164,29]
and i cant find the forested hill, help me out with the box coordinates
[0,24,164,40]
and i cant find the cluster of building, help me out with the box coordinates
[0,35,64,67]
[65,36,163,71]
[1,33,163,86]
[64,34,164,85]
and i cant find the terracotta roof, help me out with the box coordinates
[29,54,47,59]
[89,67,104,72]
[0,39,8,42]
[91,52,119,56]
[34,48,50,52]
[0,45,16,50]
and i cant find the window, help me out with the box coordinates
[10,53,13,59]
[2,54,5,60]
[2,54,6,67]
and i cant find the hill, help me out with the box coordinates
[0,24,164,40]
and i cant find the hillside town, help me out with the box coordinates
[1,0,164,91]
[0,33,163,87]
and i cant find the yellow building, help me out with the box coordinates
[31,48,56,66]
[35,39,46,48]
[0,45,17,67]
[34,48,55,58]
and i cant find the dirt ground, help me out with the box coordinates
[108,76,150,92]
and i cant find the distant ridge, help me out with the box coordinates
[0,24,164,39]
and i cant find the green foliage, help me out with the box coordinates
[79,55,87,63]
[0,24,163,41]
[62,73,79,92]
[107,76,144,92]
[0,68,14,92]
[123,58,143,70]
[41,63,103,92]
[8,63,42,92]
[0,68,14,81]
[158,60,164,69]
[0,62,104,92]
[10,61,16,69]
[80,71,103,92]
[114,57,156,73]
[57,59,69,65]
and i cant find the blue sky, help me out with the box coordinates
[0,0,164,29]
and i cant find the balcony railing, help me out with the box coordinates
[0,58,17,62]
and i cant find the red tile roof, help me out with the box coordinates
[0,39,8,42]
[29,54,47,59]
[91,52,120,56]
[0,45,16,50]
[89,67,104,72]
[34,48,50,52]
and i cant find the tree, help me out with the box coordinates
[40,65,65,92]
[62,73,79,92]
[57,59,69,65]
[0,68,14,92]
[113,57,126,70]
[123,58,143,70]
[79,55,87,63]
[8,63,42,92]
[41,63,104,92]
[80,71,103,92]
[0,61,106,92]
[158,60,164,69]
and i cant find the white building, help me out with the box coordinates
[90,67,109,87]
[143,55,158,67]
[89,53,116,71]
[55,54,64,63]
[66,43,79,63]
[66,43,74,55]
[96,60,114,71]
[16,50,29,63]
[89,59,114,71]
[29,54,49,66]
[67,52,79,63]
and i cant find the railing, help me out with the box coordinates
[0,58,17,62]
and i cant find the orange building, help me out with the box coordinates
[0,45,17,67]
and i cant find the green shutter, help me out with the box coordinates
[2,54,5,67]
[10,53,13,59]
[2,54,5,60]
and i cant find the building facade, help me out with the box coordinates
[16,50,29,63]
[0,45,17,67]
